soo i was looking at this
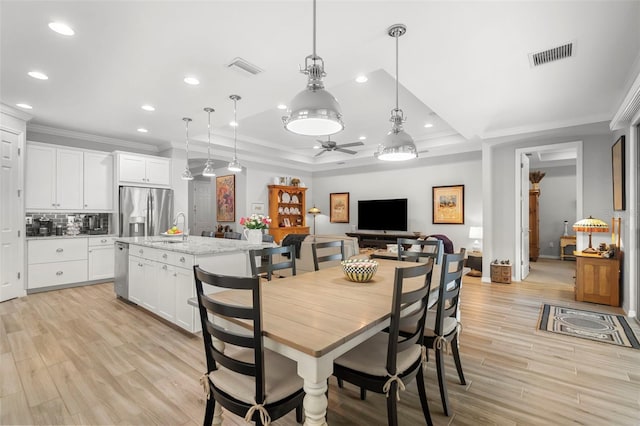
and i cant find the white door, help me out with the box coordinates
[119,154,147,184]
[84,152,113,210]
[146,157,171,186]
[56,148,84,210]
[521,153,530,280]
[88,246,115,280]
[193,180,214,236]
[25,143,56,210]
[0,130,23,301]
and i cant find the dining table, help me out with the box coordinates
[202,258,435,426]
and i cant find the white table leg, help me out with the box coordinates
[303,379,328,426]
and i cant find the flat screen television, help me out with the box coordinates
[357,198,408,231]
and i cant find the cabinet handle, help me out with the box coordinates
[56,271,63,276]
[84,204,88,207]
[179,257,185,263]
[56,248,64,253]
[162,264,168,270]
[138,262,143,267]
[162,253,168,259]
[173,273,177,277]
[139,249,143,254]
[52,203,56,207]
[89,250,92,253]
[101,239,107,243]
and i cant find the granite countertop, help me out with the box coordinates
[115,235,271,256]
[26,234,117,241]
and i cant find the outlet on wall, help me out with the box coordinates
[549,241,554,248]
[25,216,32,225]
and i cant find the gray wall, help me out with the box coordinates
[537,165,577,258]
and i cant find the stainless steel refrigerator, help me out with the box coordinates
[119,186,174,237]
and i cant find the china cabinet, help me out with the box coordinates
[268,185,309,244]
[529,188,540,261]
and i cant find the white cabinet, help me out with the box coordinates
[129,255,145,305]
[156,263,176,322]
[84,152,114,210]
[88,237,115,281]
[25,144,83,210]
[141,259,158,313]
[27,238,88,289]
[118,153,171,187]
[175,266,199,332]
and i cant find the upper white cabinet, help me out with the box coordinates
[117,153,171,187]
[25,143,83,210]
[84,151,114,210]
[25,142,114,212]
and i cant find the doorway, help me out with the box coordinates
[192,179,215,237]
[514,141,583,282]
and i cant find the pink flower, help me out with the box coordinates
[239,217,246,225]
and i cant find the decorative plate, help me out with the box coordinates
[291,195,299,204]
[282,193,291,203]
[284,207,290,214]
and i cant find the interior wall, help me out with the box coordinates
[311,153,482,252]
[537,165,577,258]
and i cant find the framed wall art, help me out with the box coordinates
[612,135,625,211]
[432,185,464,224]
[330,192,350,223]
[216,174,235,222]
[251,202,265,214]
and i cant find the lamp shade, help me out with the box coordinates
[308,206,321,215]
[375,127,417,161]
[284,87,344,136]
[469,226,483,240]
[573,216,609,233]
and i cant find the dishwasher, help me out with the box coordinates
[114,242,129,299]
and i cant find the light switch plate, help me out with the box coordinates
[25,216,32,225]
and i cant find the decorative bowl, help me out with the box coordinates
[341,259,379,283]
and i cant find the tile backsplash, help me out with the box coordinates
[26,213,111,236]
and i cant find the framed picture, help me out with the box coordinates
[612,135,625,211]
[432,185,465,224]
[216,175,235,222]
[330,192,350,223]
[251,202,265,214]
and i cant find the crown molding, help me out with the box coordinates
[1,103,33,121]
[610,69,640,130]
[27,123,161,153]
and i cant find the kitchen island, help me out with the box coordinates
[115,235,271,332]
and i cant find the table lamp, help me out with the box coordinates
[468,226,483,253]
[573,216,609,253]
[308,206,321,239]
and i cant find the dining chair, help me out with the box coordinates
[333,260,435,426]
[201,231,215,237]
[423,248,466,416]
[224,231,242,240]
[311,240,345,271]
[193,266,304,425]
[397,238,443,265]
[249,245,297,281]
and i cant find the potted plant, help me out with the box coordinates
[239,214,272,244]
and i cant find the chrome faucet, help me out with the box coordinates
[173,212,187,241]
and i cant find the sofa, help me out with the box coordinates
[277,234,361,273]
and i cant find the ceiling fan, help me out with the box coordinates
[314,136,364,157]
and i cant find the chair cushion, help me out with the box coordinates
[424,315,458,337]
[334,332,422,377]
[209,347,303,404]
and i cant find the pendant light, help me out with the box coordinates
[181,117,194,180]
[282,0,344,136]
[375,24,418,162]
[202,107,216,177]
[227,95,242,172]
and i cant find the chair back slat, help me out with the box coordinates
[201,231,216,237]
[311,240,346,271]
[397,238,444,265]
[224,231,242,240]
[249,245,297,281]
[385,260,434,375]
[433,249,466,336]
[193,265,266,403]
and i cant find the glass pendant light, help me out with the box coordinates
[227,95,242,172]
[181,117,194,180]
[202,107,216,177]
[375,24,418,162]
[282,0,344,136]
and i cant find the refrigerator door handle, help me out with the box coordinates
[146,191,152,236]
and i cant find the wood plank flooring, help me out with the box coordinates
[1,267,639,425]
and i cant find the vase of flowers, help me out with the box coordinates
[240,214,272,244]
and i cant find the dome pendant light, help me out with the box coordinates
[228,95,243,173]
[202,107,216,177]
[282,0,344,136]
[375,24,418,162]
[181,117,194,180]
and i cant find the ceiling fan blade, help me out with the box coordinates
[314,150,327,157]
[335,148,357,155]
[336,141,365,148]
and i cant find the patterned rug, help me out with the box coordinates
[538,304,640,349]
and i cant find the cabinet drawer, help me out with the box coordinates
[168,252,194,269]
[88,236,115,247]
[28,239,88,264]
[28,260,88,289]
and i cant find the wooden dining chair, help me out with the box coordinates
[311,240,345,271]
[224,231,242,240]
[397,238,443,265]
[333,261,435,426]
[423,248,466,416]
[193,266,304,425]
[249,245,297,281]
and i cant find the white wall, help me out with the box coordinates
[311,152,482,252]
[537,165,577,258]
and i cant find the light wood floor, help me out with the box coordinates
[1,272,639,425]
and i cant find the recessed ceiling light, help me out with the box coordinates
[16,103,33,109]
[313,145,321,149]
[137,128,148,133]
[359,136,366,140]
[229,121,238,127]
[28,71,48,80]
[424,123,434,128]
[277,104,287,110]
[355,75,368,83]
[184,76,200,85]
[141,104,155,112]
[48,22,74,36]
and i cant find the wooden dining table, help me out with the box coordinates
[204,258,432,426]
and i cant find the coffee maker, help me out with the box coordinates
[34,217,53,236]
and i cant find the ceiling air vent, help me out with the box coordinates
[529,42,574,67]
[227,57,263,75]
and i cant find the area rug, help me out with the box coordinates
[538,304,640,349]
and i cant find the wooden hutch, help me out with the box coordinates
[268,185,309,244]
[529,188,540,261]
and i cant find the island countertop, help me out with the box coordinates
[114,235,271,256]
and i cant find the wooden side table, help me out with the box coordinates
[560,235,576,260]
[490,263,512,284]
[574,251,621,306]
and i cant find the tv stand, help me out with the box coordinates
[346,231,421,249]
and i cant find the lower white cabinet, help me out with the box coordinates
[88,246,114,280]
[128,256,145,305]
[156,263,176,322]
[28,260,88,289]
[28,238,88,289]
[175,266,199,332]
